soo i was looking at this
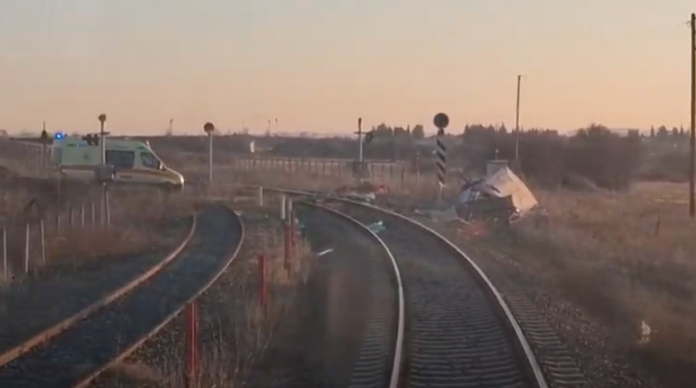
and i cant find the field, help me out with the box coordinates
[0,164,191,283]
[2,136,695,386]
[191,163,695,388]
[506,182,696,375]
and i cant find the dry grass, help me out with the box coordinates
[178,162,462,207]
[167,204,312,388]
[0,181,195,282]
[108,199,313,388]
[160,147,461,199]
[214,163,696,383]
[508,182,696,363]
[402,177,696,383]
[149,153,696,384]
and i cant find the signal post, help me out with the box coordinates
[204,122,215,185]
[96,114,113,226]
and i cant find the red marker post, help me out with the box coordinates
[258,254,267,307]
[283,223,291,271]
[184,302,199,388]
[288,199,296,250]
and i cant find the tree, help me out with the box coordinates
[650,126,655,137]
[657,125,668,138]
[393,126,408,138]
[412,124,425,139]
[373,123,392,137]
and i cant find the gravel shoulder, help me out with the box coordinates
[0,215,192,359]
[405,212,667,388]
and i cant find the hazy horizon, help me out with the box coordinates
[1,1,694,136]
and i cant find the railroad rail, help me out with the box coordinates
[0,204,245,388]
[298,201,404,388]
[0,215,197,370]
[260,186,549,388]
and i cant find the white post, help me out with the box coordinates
[40,220,46,265]
[287,199,294,224]
[280,195,287,221]
[258,187,264,207]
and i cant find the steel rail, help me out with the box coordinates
[301,201,404,388]
[0,214,198,368]
[254,186,549,388]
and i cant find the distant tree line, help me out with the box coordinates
[148,122,691,191]
[648,125,689,139]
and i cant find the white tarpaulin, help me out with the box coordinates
[457,167,538,215]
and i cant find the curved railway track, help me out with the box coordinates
[0,203,244,388]
[0,185,562,388]
[297,201,404,388]
[267,187,550,388]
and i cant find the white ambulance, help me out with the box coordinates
[51,135,185,190]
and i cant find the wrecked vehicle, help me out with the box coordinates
[455,166,538,223]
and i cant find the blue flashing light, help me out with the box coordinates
[54,132,64,140]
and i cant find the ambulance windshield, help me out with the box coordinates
[140,151,162,170]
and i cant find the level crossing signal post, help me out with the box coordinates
[433,113,449,204]
[354,117,374,182]
[204,122,215,186]
[95,114,113,226]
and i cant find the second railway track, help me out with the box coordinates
[280,188,549,388]
[0,203,244,388]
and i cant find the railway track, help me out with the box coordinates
[267,187,550,388]
[297,202,403,388]
[0,203,244,388]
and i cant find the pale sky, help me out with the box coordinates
[0,1,693,135]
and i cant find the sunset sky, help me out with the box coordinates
[0,1,694,136]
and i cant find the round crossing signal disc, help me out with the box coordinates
[433,113,449,130]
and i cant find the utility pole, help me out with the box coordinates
[356,117,364,183]
[357,117,364,163]
[690,13,695,218]
[514,74,522,169]
[41,121,47,169]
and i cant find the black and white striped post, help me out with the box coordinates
[433,113,449,203]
